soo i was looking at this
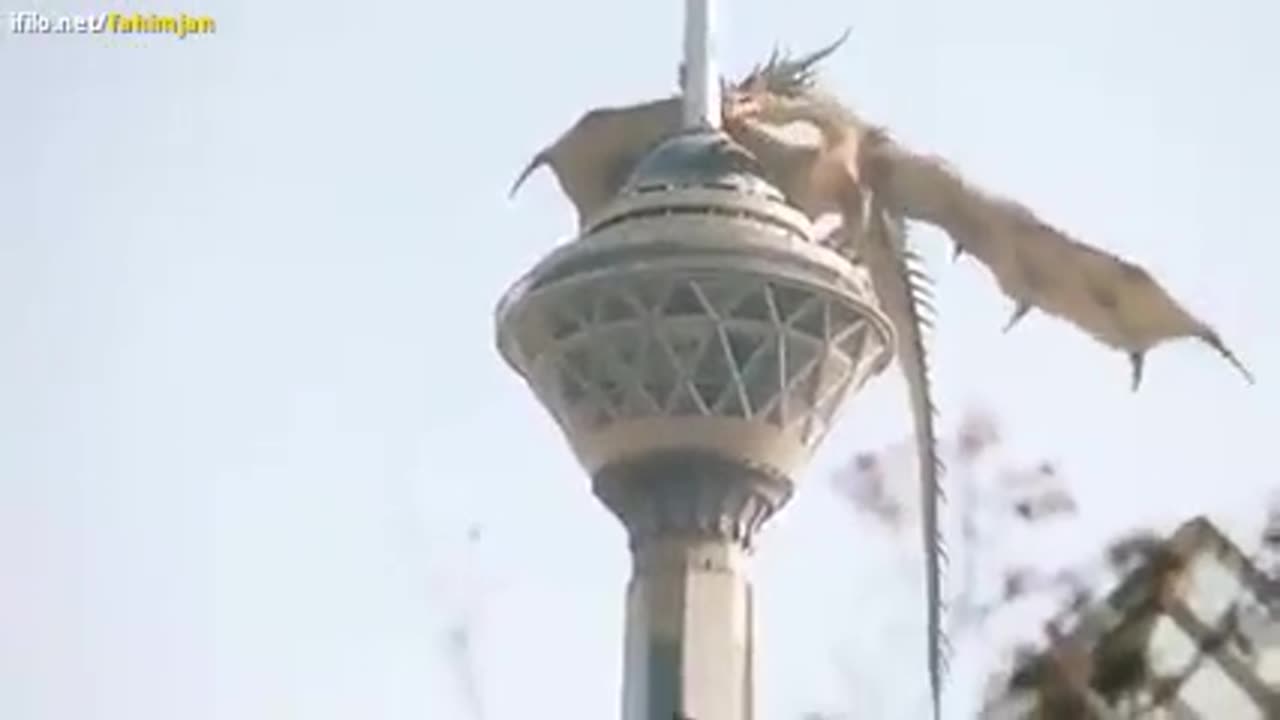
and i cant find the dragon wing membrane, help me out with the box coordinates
[511,101,830,229]
[509,100,824,230]
[511,33,852,228]
[509,97,683,227]
[858,130,1254,389]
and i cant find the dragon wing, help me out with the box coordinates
[858,130,1254,389]
[509,97,683,228]
[511,30,851,229]
[511,97,830,230]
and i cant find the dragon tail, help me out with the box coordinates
[852,189,950,719]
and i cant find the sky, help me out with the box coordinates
[1,0,1278,718]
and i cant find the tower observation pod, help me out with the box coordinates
[494,4,896,719]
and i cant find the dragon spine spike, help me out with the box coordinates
[915,305,938,327]
[912,280,937,297]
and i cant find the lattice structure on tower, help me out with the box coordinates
[497,130,892,490]
[517,264,886,470]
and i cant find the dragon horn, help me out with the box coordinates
[758,27,852,94]
[739,44,781,89]
[795,26,852,72]
[767,43,782,69]
[509,150,549,198]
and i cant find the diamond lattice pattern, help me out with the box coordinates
[530,274,885,446]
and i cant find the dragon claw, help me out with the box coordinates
[1198,330,1255,386]
[1129,351,1145,392]
[1003,302,1031,333]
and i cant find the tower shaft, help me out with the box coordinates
[596,451,787,720]
[623,537,753,720]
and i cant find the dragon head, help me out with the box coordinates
[724,27,851,123]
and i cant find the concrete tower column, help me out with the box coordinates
[596,452,787,720]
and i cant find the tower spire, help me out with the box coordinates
[682,0,720,129]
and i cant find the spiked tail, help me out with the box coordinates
[848,185,948,720]
[509,151,549,198]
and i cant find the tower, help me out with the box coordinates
[494,4,895,718]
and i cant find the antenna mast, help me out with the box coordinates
[682,0,720,129]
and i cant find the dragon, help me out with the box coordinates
[723,29,1257,717]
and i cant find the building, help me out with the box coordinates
[981,516,1279,719]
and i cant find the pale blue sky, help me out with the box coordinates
[1,0,1277,718]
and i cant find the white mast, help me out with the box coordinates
[682,0,720,129]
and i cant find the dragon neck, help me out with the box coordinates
[774,92,864,146]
